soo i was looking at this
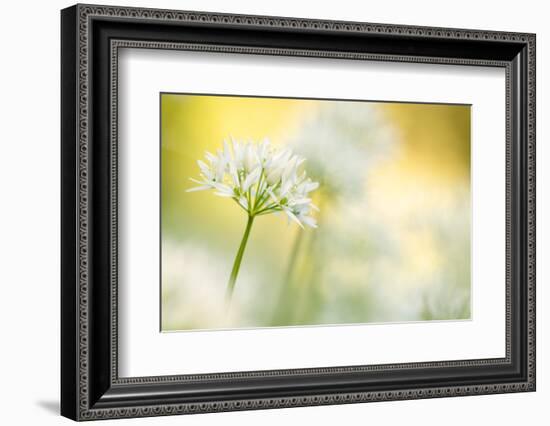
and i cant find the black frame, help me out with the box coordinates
[61,4,536,421]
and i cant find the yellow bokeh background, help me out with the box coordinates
[161,94,471,331]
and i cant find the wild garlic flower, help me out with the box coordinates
[188,138,319,228]
[187,138,319,303]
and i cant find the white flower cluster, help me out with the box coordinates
[188,138,319,228]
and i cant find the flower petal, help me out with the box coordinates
[266,167,283,185]
[197,160,210,175]
[186,185,211,192]
[300,215,318,228]
[211,182,233,196]
[204,151,216,163]
[284,208,304,228]
[242,167,261,192]
[214,191,235,198]
[189,177,207,185]
[289,198,312,207]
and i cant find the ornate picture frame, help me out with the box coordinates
[61,4,535,421]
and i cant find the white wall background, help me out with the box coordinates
[0,0,546,424]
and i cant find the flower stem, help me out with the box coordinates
[271,227,305,325]
[226,215,255,303]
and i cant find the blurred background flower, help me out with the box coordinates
[289,101,396,197]
[161,94,471,331]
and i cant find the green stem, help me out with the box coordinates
[254,181,280,213]
[252,170,265,211]
[271,228,305,325]
[255,204,281,216]
[226,215,255,303]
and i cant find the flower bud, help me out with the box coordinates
[266,167,283,185]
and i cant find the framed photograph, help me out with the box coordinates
[61,4,536,421]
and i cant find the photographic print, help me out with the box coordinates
[61,7,536,418]
[160,94,471,331]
